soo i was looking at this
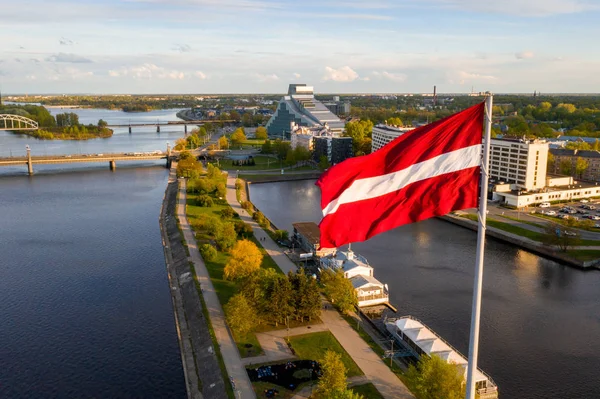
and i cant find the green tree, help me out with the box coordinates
[234,220,253,238]
[386,117,403,126]
[261,139,273,154]
[224,294,259,337]
[98,119,108,128]
[231,128,247,146]
[547,153,556,173]
[255,126,268,140]
[316,351,348,398]
[215,222,237,251]
[197,194,214,207]
[320,269,357,314]
[556,103,577,114]
[289,269,321,322]
[565,141,591,150]
[593,139,600,151]
[273,139,292,160]
[224,239,263,280]
[559,159,572,175]
[539,101,552,112]
[575,156,589,178]
[273,230,289,241]
[405,354,465,399]
[263,273,294,326]
[176,154,204,178]
[318,155,331,171]
[200,243,217,262]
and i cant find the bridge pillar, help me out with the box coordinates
[109,160,116,171]
[26,146,33,176]
[128,126,132,134]
[166,143,171,169]
[184,124,188,135]
[157,125,160,133]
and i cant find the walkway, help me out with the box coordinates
[177,181,256,399]
[225,177,414,399]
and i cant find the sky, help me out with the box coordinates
[1,0,600,94]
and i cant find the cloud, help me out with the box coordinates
[373,71,407,82]
[108,63,186,79]
[456,71,498,84]
[293,72,301,79]
[195,71,207,79]
[60,37,74,45]
[323,66,359,82]
[46,53,92,63]
[254,73,279,82]
[515,51,534,60]
[173,44,191,52]
[426,0,600,17]
[26,75,36,80]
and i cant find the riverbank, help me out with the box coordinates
[159,165,228,399]
[177,109,196,121]
[12,126,113,140]
[440,213,600,269]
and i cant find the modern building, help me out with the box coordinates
[371,123,413,152]
[385,317,498,399]
[489,138,548,191]
[320,249,374,279]
[265,84,345,139]
[313,136,353,165]
[323,101,351,116]
[289,122,331,151]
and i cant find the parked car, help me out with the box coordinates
[589,205,596,210]
[564,230,577,236]
[591,215,600,220]
[581,199,590,203]
[569,210,578,214]
[538,202,551,208]
[546,210,557,216]
[594,223,600,228]
[559,214,570,219]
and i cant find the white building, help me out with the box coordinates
[289,122,331,151]
[320,249,390,308]
[489,138,548,191]
[386,317,498,398]
[371,123,413,152]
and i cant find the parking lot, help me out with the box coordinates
[536,200,600,226]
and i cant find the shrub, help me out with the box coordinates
[197,194,214,207]
[205,216,222,237]
[234,220,253,238]
[215,222,237,251]
[200,244,217,262]
[220,207,235,219]
[274,230,289,241]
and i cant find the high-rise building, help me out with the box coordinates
[313,136,353,165]
[371,123,413,152]
[266,84,345,139]
[489,138,548,191]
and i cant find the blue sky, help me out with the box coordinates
[1,0,599,94]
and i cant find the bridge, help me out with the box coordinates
[0,146,174,175]
[0,115,39,131]
[107,119,236,134]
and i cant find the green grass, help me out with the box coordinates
[219,155,282,170]
[351,383,384,399]
[565,250,600,261]
[498,214,544,228]
[288,331,363,377]
[250,380,311,399]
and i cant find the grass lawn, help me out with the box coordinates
[351,383,384,399]
[219,155,282,170]
[288,331,363,377]
[250,380,313,399]
[565,250,600,261]
[498,214,544,228]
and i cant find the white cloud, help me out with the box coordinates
[254,73,279,82]
[195,71,207,79]
[26,75,36,80]
[373,71,407,82]
[173,44,191,52]
[426,0,600,16]
[46,53,92,63]
[108,63,186,79]
[515,51,534,60]
[323,66,359,82]
[456,71,498,85]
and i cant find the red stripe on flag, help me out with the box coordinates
[317,102,485,209]
[318,167,480,248]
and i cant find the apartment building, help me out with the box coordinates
[489,138,548,191]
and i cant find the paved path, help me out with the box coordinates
[225,177,414,399]
[177,181,256,399]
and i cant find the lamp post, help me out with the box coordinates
[390,339,394,368]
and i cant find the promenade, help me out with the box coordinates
[177,180,256,399]
[225,177,414,399]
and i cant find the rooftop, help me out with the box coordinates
[293,222,320,245]
[350,274,385,289]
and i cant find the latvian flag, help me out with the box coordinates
[317,102,486,249]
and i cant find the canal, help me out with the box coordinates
[0,107,187,398]
[249,179,600,399]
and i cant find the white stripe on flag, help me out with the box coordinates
[322,144,481,217]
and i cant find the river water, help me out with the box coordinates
[0,108,186,398]
[249,180,600,399]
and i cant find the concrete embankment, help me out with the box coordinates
[243,172,322,184]
[439,214,600,269]
[159,168,228,399]
[176,109,196,121]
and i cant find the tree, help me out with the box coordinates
[176,155,204,178]
[575,156,589,179]
[539,101,552,112]
[565,141,591,150]
[387,117,403,126]
[255,126,268,140]
[196,194,214,207]
[262,273,294,326]
[273,139,291,160]
[547,153,556,173]
[344,120,374,155]
[261,139,273,154]
[318,155,331,171]
[218,136,229,149]
[224,294,259,336]
[556,103,577,114]
[231,128,247,146]
[559,159,572,175]
[200,244,217,262]
[234,220,253,238]
[220,207,234,218]
[405,354,465,399]
[98,119,108,128]
[593,139,600,151]
[289,269,321,322]
[542,221,581,252]
[316,351,348,398]
[215,222,237,251]
[320,269,357,314]
[273,230,289,241]
[224,239,263,280]
[174,138,187,151]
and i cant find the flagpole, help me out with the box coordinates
[465,93,493,399]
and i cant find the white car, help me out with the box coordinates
[591,215,600,220]
[538,202,551,208]
[546,210,557,216]
[564,230,577,236]
[580,199,590,203]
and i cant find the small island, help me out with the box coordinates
[122,104,153,113]
[1,104,113,140]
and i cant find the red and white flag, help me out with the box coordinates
[316,102,486,249]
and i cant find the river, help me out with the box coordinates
[0,108,186,398]
[249,179,600,399]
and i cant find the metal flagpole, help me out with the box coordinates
[465,94,493,399]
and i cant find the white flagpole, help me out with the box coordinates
[465,93,493,399]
